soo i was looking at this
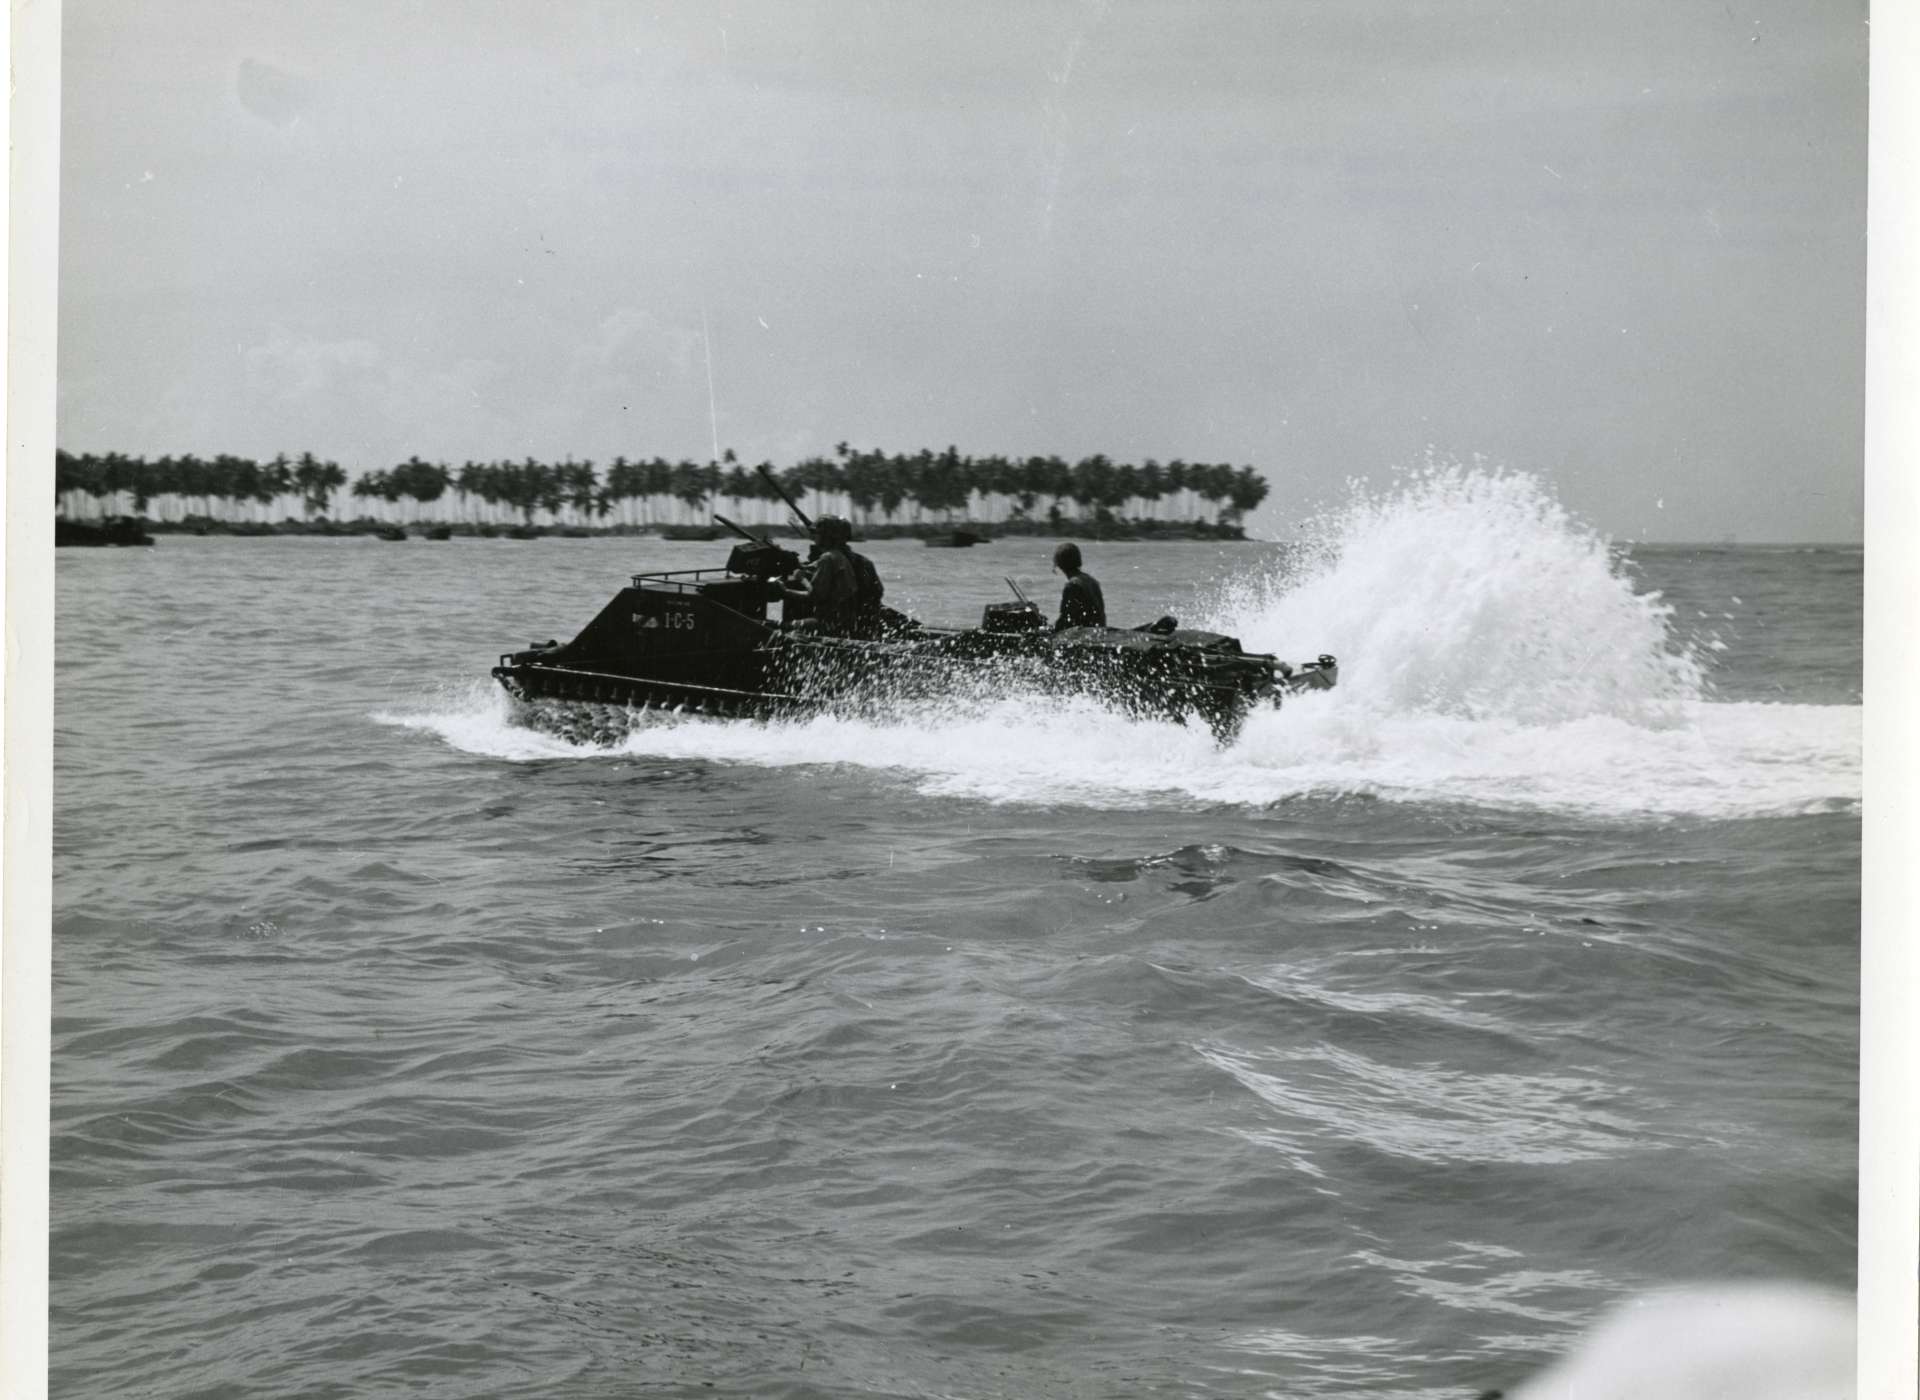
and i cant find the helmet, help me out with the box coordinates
[1052,542,1082,572]
[816,514,852,544]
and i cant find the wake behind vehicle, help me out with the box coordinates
[492,524,1336,743]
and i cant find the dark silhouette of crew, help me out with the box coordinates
[1051,542,1106,631]
[784,515,885,636]
[845,542,885,636]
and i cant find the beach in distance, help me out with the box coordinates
[57,515,1256,543]
[50,469,1861,1397]
[52,447,1272,543]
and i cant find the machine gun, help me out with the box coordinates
[712,512,801,581]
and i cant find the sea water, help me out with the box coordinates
[52,469,1860,1397]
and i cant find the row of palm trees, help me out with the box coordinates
[55,445,1271,528]
[55,450,349,523]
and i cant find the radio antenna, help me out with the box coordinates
[700,304,721,464]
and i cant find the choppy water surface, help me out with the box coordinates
[53,471,1860,1398]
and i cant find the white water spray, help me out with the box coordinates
[1204,462,1703,727]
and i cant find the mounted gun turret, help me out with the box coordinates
[713,513,802,581]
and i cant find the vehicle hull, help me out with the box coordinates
[491,545,1335,741]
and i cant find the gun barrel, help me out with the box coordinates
[756,465,815,532]
[712,513,767,545]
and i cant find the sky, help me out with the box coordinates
[55,0,1868,542]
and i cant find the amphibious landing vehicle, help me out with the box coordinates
[492,533,1335,741]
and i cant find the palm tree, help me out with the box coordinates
[1138,460,1166,521]
[389,457,451,522]
[1069,454,1115,519]
[1165,460,1189,519]
[54,449,82,517]
[643,458,674,526]
[561,459,598,525]
[1198,462,1235,522]
[719,461,754,520]
[152,455,183,521]
[295,453,334,518]
[1224,465,1269,525]
[128,455,158,518]
[669,459,708,524]
[842,449,883,526]
[352,470,389,520]
[99,451,134,517]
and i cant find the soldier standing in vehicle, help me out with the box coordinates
[782,514,875,636]
[1051,542,1106,630]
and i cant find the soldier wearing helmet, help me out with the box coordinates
[783,513,884,636]
[1051,541,1106,631]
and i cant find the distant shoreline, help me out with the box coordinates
[55,515,1252,545]
[53,516,1864,551]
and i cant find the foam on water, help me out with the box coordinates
[380,467,1860,820]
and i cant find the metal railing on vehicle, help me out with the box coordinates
[628,566,740,592]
